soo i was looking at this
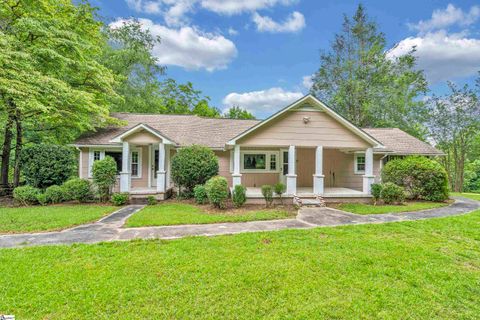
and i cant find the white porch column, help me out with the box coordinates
[286,145,297,195]
[232,144,242,187]
[363,147,375,194]
[165,145,171,189]
[313,146,325,194]
[120,141,130,192]
[156,142,166,193]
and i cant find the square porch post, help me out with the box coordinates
[232,144,242,187]
[157,142,166,193]
[120,141,130,192]
[313,146,325,194]
[286,145,297,195]
[362,147,375,194]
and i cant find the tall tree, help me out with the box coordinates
[224,106,256,120]
[311,4,428,137]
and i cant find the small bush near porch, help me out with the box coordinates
[125,202,295,227]
[334,201,448,215]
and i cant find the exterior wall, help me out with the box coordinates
[238,110,370,148]
[80,148,89,179]
[296,147,315,187]
[215,150,233,187]
[130,145,149,189]
[123,130,161,144]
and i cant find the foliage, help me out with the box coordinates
[171,145,219,194]
[193,185,208,205]
[147,196,157,206]
[380,182,405,204]
[464,160,480,192]
[36,193,48,206]
[371,183,383,205]
[92,157,118,202]
[111,193,129,206]
[13,185,40,206]
[20,144,76,189]
[337,201,447,215]
[62,178,93,203]
[311,4,427,137]
[232,185,247,208]
[382,156,449,202]
[44,185,66,204]
[224,106,256,119]
[274,183,286,205]
[261,185,274,208]
[205,176,229,209]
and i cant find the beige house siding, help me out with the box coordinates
[80,148,89,179]
[123,130,161,144]
[130,145,149,188]
[296,148,315,187]
[238,110,370,148]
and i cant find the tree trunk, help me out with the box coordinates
[13,110,22,187]
[0,102,15,188]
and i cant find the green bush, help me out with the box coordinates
[147,195,157,206]
[261,185,274,208]
[36,193,48,206]
[205,176,229,209]
[464,160,480,192]
[21,144,76,189]
[371,183,383,204]
[63,178,93,203]
[274,183,286,204]
[382,156,449,202]
[193,185,208,204]
[13,185,41,206]
[111,193,129,206]
[92,156,118,202]
[380,182,405,204]
[171,145,219,196]
[44,185,65,204]
[232,184,247,208]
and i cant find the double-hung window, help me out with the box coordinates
[131,151,139,177]
[354,153,366,174]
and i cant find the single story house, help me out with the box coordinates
[73,95,443,202]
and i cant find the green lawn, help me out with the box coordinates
[2,210,480,319]
[451,192,480,201]
[336,201,448,215]
[125,202,294,227]
[0,205,117,234]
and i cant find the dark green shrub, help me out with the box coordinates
[171,145,219,196]
[380,182,405,204]
[111,192,129,206]
[21,144,76,189]
[45,185,66,204]
[193,185,208,204]
[13,185,41,206]
[261,185,274,207]
[36,193,48,206]
[92,156,118,202]
[274,183,286,204]
[371,183,383,205]
[63,178,93,203]
[205,176,228,209]
[382,156,449,202]
[147,196,157,205]
[232,184,247,208]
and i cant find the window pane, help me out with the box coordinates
[94,151,101,161]
[270,154,276,170]
[244,154,266,169]
[357,155,365,172]
[131,152,139,176]
[105,151,122,173]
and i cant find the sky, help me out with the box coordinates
[91,0,480,119]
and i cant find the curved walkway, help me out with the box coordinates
[0,197,479,248]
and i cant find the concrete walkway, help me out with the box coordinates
[0,197,479,248]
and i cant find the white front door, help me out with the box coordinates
[151,145,159,187]
[280,149,289,184]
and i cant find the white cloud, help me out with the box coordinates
[111,19,237,71]
[387,30,480,83]
[252,11,305,33]
[302,74,313,89]
[201,0,297,15]
[222,87,303,116]
[228,27,238,36]
[409,4,480,33]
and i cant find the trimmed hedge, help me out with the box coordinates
[193,185,208,204]
[13,185,41,206]
[380,182,405,204]
[63,178,93,203]
[44,185,65,204]
[382,156,449,202]
[232,184,247,208]
[92,157,118,202]
[111,193,129,206]
[205,176,228,209]
[261,185,274,208]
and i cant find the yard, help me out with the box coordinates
[0,205,117,234]
[451,192,480,201]
[1,209,480,318]
[334,201,448,215]
[125,202,295,227]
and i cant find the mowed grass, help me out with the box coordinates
[451,192,480,201]
[0,205,117,234]
[2,210,480,319]
[125,202,294,227]
[336,201,448,215]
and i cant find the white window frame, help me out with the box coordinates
[354,152,366,174]
[240,150,280,173]
[88,147,142,178]
[130,149,142,179]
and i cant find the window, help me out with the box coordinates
[355,153,366,174]
[244,154,266,170]
[105,151,122,173]
[241,151,279,172]
[270,154,277,170]
[131,151,139,177]
[93,151,101,161]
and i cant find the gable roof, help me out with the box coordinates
[226,94,383,148]
[110,123,176,144]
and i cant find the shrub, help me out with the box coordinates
[63,178,93,203]
[111,192,129,206]
[147,195,157,206]
[45,185,66,204]
[92,156,118,202]
[274,183,286,204]
[171,145,219,196]
[21,144,76,189]
[371,183,383,205]
[205,176,228,209]
[380,182,405,204]
[232,184,247,208]
[193,185,208,204]
[382,156,449,202]
[13,185,40,206]
[261,185,274,208]
[36,193,48,206]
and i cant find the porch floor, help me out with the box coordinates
[245,187,368,198]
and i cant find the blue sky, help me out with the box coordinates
[92,0,480,118]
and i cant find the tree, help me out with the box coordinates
[311,4,428,137]
[427,83,480,192]
[224,106,256,119]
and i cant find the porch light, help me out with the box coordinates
[303,116,310,124]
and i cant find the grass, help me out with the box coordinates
[125,202,294,227]
[0,205,117,234]
[451,192,480,201]
[1,210,480,319]
[335,201,448,215]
